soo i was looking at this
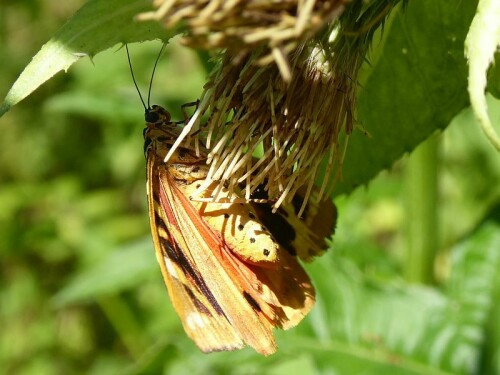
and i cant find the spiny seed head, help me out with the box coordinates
[141,1,400,214]
[171,28,359,214]
[139,0,349,79]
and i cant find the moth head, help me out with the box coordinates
[145,105,172,126]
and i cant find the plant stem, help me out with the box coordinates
[404,134,440,284]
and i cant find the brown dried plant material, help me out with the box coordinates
[140,1,397,214]
[138,0,348,80]
[166,27,360,215]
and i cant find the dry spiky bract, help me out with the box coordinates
[140,0,395,214]
[164,26,361,214]
[139,0,348,79]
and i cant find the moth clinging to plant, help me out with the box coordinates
[127,44,337,355]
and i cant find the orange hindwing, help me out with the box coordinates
[144,105,335,355]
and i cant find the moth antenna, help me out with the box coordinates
[126,44,147,111]
[147,43,166,109]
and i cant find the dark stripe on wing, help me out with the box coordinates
[183,285,211,315]
[159,235,226,317]
[243,291,262,313]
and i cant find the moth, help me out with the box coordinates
[127,44,336,355]
[144,104,336,355]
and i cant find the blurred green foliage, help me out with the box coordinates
[1,1,500,375]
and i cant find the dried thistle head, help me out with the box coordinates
[140,0,401,215]
[138,0,348,80]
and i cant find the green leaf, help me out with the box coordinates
[453,205,500,374]
[0,0,172,116]
[52,237,157,306]
[335,0,478,195]
[298,213,500,374]
[465,0,500,151]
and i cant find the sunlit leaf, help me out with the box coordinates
[465,0,500,151]
[335,0,478,195]
[298,213,500,374]
[0,0,173,116]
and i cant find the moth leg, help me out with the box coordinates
[175,100,200,125]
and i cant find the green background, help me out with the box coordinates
[1,1,500,374]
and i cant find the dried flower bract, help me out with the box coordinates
[139,0,348,80]
[165,26,360,215]
[139,0,400,214]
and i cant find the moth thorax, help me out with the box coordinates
[169,164,208,183]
